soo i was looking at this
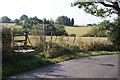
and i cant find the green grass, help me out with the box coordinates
[3,51,120,78]
[65,26,93,36]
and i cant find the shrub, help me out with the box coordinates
[83,20,111,37]
[40,42,81,58]
[2,27,13,53]
[108,18,120,48]
[77,40,119,51]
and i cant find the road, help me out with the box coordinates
[10,55,118,78]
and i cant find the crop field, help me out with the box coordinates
[65,26,93,36]
[14,35,108,47]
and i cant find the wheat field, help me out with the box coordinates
[65,26,93,36]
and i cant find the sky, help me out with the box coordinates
[0,0,117,25]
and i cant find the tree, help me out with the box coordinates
[43,18,50,24]
[72,0,120,46]
[71,18,74,26]
[0,16,11,23]
[87,24,93,26]
[21,17,42,28]
[72,1,120,18]
[20,14,28,20]
[32,16,42,25]
[56,16,71,26]
[108,18,120,47]
[93,23,97,26]
[14,19,20,25]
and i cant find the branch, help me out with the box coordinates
[99,2,119,11]
[99,2,115,8]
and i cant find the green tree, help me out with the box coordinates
[0,16,11,23]
[72,0,120,46]
[43,18,51,24]
[56,16,71,26]
[55,24,68,36]
[21,17,42,28]
[20,14,28,21]
[72,1,120,18]
[97,20,111,36]
[14,19,20,25]
[87,24,93,26]
[108,18,120,47]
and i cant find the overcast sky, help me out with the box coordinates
[0,0,117,25]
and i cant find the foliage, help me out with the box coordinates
[108,18,120,47]
[40,42,81,58]
[43,18,53,24]
[2,27,12,50]
[0,16,11,23]
[14,19,20,25]
[21,16,42,29]
[83,20,111,37]
[71,18,74,26]
[77,39,120,51]
[73,1,119,17]
[54,24,68,36]
[20,14,28,21]
[56,16,74,26]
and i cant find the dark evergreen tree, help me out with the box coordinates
[71,18,74,26]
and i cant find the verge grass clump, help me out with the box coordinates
[77,38,120,51]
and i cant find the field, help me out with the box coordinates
[2,23,108,48]
[8,24,107,47]
[65,26,93,36]
[1,24,94,36]
[14,35,108,47]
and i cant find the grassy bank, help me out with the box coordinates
[3,51,120,78]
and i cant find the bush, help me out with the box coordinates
[2,27,12,50]
[55,24,68,36]
[83,20,111,37]
[78,40,119,51]
[108,18,120,47]
[40,42,81,58]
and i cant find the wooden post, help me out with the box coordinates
[67,36,69,43]
[43,24,46,52]
[35,26,37,47]
[51,31,53,42]
[24,31,28,49]
[55,35,57,41]
[73,35,76,44]
[50,31,53,48]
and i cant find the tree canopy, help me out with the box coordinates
[72,0,120,18]
[0,16,11,23]
[20,14,28,20]
[56,16,74,26]
[21,16,42,28]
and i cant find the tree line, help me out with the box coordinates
[0,15,74,26]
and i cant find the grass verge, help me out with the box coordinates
[3,51,120,78]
